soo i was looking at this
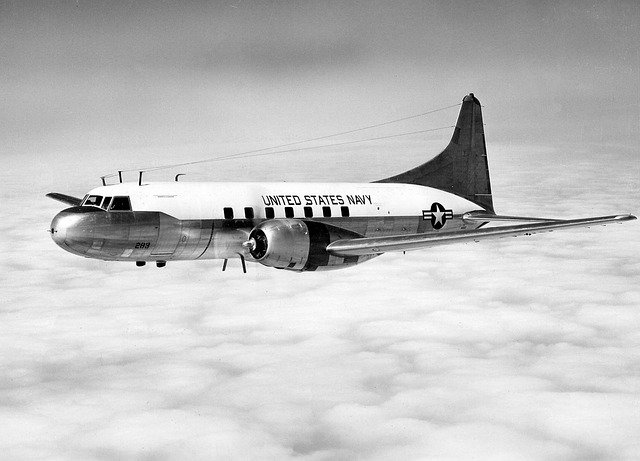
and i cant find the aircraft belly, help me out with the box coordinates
[71,213,478,262]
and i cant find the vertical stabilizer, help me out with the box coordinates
[376,93,494,212]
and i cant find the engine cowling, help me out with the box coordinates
[246,219,371,271]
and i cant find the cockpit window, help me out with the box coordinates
[101,197,112,210]
[109,196,132,211]
[84,195,102,207]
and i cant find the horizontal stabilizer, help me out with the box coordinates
[327,214,636,257]
[46,193,83,207]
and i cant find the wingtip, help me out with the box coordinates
[615,214,637,221]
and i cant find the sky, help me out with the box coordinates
[1,1,639,459]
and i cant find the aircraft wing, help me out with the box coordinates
[46,193,83,206]
[327,214,636,257]
[461,211,563,222]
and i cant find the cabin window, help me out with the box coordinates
[285,207,294,218]
[84,195,102,207]
[304,206,313,218]
[341,206,350,217]
[223,207,234,219]
[244,207,254,219]
[322,206,331,217]
[109,196,131,211]
[101,197,112,210]
[265,207,275,219]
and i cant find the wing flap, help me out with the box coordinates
[327,214,636,257]
[462,211,563,222]
[46,193,83,207]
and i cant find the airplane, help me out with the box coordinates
[47,93,636,272]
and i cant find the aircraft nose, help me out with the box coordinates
[50,209,85,248]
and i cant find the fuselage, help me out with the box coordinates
[50,181,485,270]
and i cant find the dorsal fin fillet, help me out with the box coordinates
[376,93,494,213]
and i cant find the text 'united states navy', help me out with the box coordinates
[261,194,372,206]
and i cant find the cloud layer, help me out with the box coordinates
[0,144,638,460]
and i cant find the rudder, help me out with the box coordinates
[376,93,494,212]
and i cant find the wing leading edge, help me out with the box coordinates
[327,214,636,257]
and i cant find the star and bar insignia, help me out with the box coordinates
[422,202,453,230]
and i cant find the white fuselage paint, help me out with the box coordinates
[87,181,482,221]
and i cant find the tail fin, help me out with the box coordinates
[376,93,494,212]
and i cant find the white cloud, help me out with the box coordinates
[3,175,639,459]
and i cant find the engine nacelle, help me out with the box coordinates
[247,219,371,271]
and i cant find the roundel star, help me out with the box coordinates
[422,202,454,229]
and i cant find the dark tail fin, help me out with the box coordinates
[376,93,494,212]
